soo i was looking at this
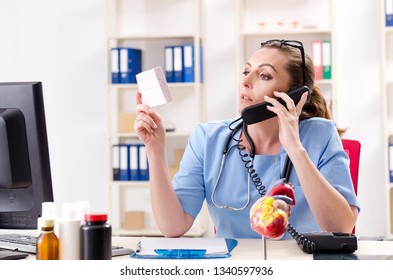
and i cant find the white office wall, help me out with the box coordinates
[0,0,108,214]
[335,0,386,238]
[0,0,387,238]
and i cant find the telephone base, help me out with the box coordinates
[297,232,358,254]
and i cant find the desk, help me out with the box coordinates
[5,236,393,260]
[111,237,393,260]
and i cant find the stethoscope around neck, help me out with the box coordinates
[211,119,293,211]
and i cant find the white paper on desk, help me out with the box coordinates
[136,66,172,107]
[137,237,229,255]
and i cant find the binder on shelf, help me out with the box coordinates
[183,44,194,83]
[119,145,129,181]
[129,144,139,181]
[120,48,142,84]
[110,48,120,84]
[389,135,393,183]
[311,40,323,80]
[131,237,238,259]
[322,40,332,80]
[164,46,174,83]
[386,0,393,26]
[112,144,120,181]
[173,46,183,83]
[138,145,149,181]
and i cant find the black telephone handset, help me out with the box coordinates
[241,85,311,125]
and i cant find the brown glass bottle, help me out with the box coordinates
[36,218,59,260]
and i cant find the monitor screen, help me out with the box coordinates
[0,81,53,229]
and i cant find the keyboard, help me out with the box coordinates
[0,233,133,257]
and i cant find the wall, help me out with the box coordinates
[0,0,387,238]
[0,0,108,214]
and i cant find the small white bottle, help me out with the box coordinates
[37,202,57,236]
[58,202,81,260]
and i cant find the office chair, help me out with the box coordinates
[341,138,361,234]
[341,139,361,196]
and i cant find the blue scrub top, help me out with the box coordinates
[172,117,360,239]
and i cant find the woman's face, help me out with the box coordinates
[238,47,291,113]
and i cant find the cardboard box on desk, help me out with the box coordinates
[118,112,137,133]
[123,211,145,230]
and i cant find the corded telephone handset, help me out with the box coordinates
[241,85,311,125]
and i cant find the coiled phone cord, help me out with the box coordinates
[229,118,316,252]
[228,118,266,196]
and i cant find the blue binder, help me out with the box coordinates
[173,46,183,83]
[138,144,149,181]
[182,44,194,82]
[389,136,393,182]
[387,0,393,26]
[120,48,142,84]
[119,144,129,181]
[164,46,174,83]
[129,144,139,181]
[112,144,120,181]
[110,48,120,84]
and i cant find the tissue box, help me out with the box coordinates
[136,66,172,107]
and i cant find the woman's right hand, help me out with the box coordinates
[134,92,166,149]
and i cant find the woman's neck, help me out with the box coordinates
[240,119,281,155]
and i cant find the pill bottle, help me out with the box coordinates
[80,213,112,260]
[36,218,59,260]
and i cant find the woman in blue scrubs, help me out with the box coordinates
[134,40,359,239]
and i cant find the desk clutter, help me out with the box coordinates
[0,201,133,260]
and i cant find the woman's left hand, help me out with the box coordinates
[265,90,309,154]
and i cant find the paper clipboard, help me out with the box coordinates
[130,238,238,259]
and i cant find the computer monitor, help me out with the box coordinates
[0,81,53,229]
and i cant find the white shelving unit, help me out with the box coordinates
[104,0,208,236]
[235,0,338,120]
[381,0,393,239]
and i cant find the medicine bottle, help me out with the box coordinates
[36,218,59,260]
[80,213,112,260]
[59,202,81,260]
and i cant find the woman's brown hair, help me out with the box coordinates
[261,41,346,136]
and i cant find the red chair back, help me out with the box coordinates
[341,139,361,195]
[342,139,361,234]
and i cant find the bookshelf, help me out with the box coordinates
[104,0,208,236]
[382,0,393,239]
[235,0,337,120]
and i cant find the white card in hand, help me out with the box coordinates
[136,66,172,107]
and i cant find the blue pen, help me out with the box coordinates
[154,249,207,258]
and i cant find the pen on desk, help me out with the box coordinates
[135,241,141,253]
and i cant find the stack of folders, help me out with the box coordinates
[112,144,149,181]
[111,48,142,84]
[164,44,203,83]
[131,237,238,259]
[311,40,331,80]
